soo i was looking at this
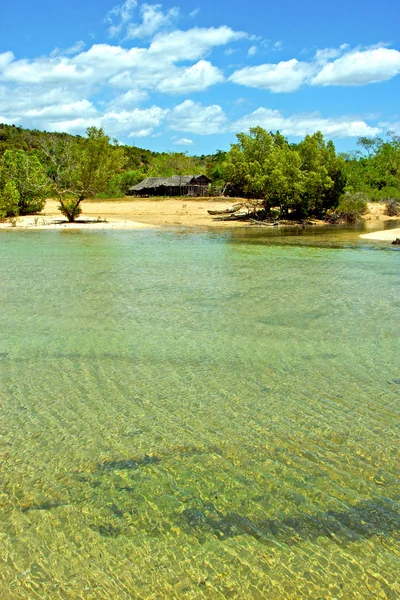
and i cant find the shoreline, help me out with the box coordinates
[0,215,158,230]
[0,198,398,233]
[359,228,400,241]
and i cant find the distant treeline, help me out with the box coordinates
[0,122,399,222]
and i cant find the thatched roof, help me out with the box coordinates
[129,174,209,192]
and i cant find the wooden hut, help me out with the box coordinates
[127,174,211,197]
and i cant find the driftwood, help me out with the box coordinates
[249,219,279,227]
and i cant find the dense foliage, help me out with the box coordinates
[224,128,346,217]
[342,133,400,201]
[0,122,399,222]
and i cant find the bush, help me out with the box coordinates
[385,199,400,216]
[370,186,400,203]
[58,199,82,222]
[335,192,368,223]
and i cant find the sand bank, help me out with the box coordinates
[359,228,400,241]
[0,215,158,230]
[1,198,398,231]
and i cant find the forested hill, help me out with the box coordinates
[0,123,157,168]
[0,122,221,192]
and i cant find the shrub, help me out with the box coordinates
[335,192,368,223]
[58,198,82,222]
[384,199,400,216]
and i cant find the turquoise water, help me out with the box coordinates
[0,227,399,599]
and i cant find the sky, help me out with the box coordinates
[1,0,400,154]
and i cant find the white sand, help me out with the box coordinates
[0,215,158,230]
[359,228,400,241]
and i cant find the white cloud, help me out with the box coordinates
[229,59,314,92]
[108,89,149,109]
[0,86,82,114]
[21,100,97,120]
[126,3,180,39]
[156,60,224,93]
[314,44,348,64]
[229,44,400,92]
[378,121,400,134]
[168,100,227,134]
[188,8,200,18]
[41,105,168,138]
[232,107,382,138]
[173,137,194,145]
[312,47,400,86]
[128,128,154,137]
[65,41,86,56]
[0,51,15,71]
[148,26,247,63]
[102,105,168,137]
[50,41,85,58]
[1,25,243,96]
[106,0,138,37]
[247,45,257,57]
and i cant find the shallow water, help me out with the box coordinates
[0,226,399,599]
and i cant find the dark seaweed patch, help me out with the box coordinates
[91,524,122,537]
[98,454,160,472]
[21,500,66,513]
[109,503,125,518]
[180,497,400,544]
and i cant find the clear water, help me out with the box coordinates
[0,226,399,599]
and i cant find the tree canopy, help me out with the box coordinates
[224,128,346,217]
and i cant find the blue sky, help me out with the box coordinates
[1,0,400,154]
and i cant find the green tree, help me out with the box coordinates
[224,127,345,218]
[42,127,126,222]
[0,149,47,215]
[263,145,305,217]
[297,133,345,215]
[0,180,20,219]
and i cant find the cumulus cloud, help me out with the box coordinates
[0,51,15,71]
[232,107,382,138]
[229,59,314,92]
[311,47,400,86]
[247,45,257,57]
[108,89,149,109]
[173,137,194,145]
[156,60,224,93]
[188,8,200,18]
[106,0,138,37]
[148,26,247,63]
[21,100,97,120]
[168,100,227,134]
[42,106,167,138]
[1,25,243,93]
[126,3,180,39]
[230,44,400,92]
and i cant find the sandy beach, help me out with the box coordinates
[359,228,400,241]
[0,198,398,232]
[0,198,246,230]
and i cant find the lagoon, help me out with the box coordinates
[0,227,399,599]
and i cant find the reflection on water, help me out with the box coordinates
[0,227,399,599]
